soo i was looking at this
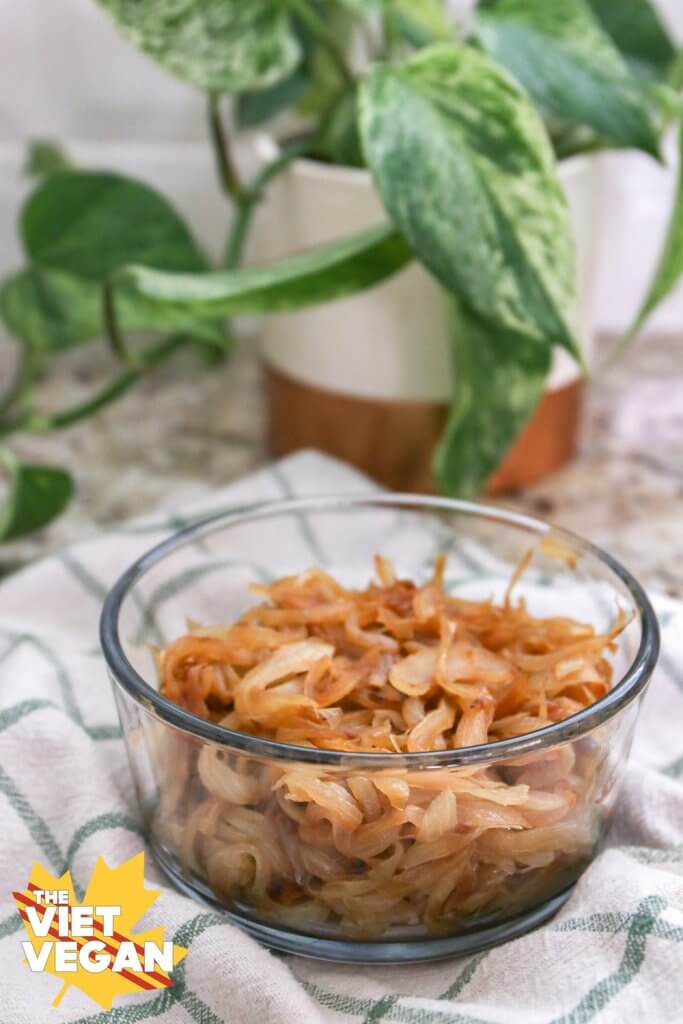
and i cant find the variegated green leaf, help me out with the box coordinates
[109,224,411,331]
[586,0,676,82]
[93,0,301,94]
[474,0,659,155]
[359,44,580,357]
[434,300,551,497]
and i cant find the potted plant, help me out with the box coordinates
[1,0,682,541]
[250,136,601,494]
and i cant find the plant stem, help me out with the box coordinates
[224,141,310,268]
[288,0,354,87]
[599,322,642,374]
[103,279,140,368]
[0,347,34,420]
[0,334,189,437]
[208,94,246,202]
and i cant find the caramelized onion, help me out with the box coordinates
[156,555,621,937]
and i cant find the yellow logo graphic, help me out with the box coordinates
[12,852,188,1010]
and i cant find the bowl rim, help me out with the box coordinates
[100,494,660,767]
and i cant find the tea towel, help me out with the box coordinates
[0,451,682,1024]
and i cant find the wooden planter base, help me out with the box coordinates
[265,364,583,495]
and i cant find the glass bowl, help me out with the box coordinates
[100,496,659,963]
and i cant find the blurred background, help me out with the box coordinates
[0,0,681,597]
[2,0,682,336]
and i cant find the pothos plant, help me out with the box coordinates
[1,0,682,543]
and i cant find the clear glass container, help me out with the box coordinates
[100,496,659,962]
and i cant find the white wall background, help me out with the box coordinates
[1,0,682,335]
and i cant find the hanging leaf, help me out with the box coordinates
[474,0,659,155]
[109,224,411,330]
[93,0,300,94]
[606,113,683,366]
[359,44,580,358]
[21,171,207,282]
[585,0,676,82]
[0,267,230,353]
[631,117,683,327]
[0,449,74,542]
[434,301,552,498]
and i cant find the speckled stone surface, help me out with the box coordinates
[1,333,681,598]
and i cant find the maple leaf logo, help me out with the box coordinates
[12,852,188,1010]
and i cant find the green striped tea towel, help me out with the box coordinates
[1,452,682,1024]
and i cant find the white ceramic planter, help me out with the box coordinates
[253,136,602,403]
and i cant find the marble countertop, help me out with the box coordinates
[1,333,681,599]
